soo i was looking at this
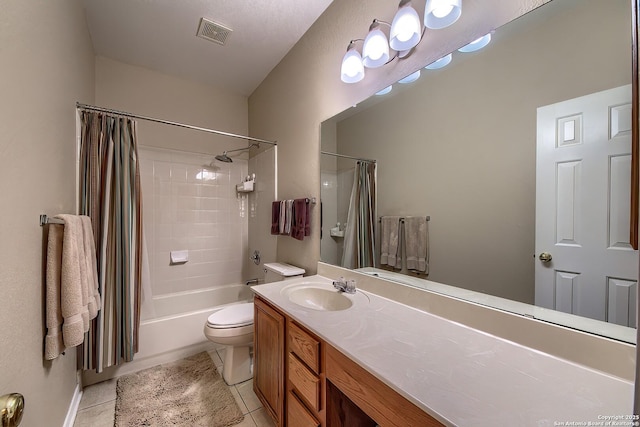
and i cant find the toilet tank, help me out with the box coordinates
[263,262,305,283]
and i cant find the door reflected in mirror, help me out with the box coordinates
[320,0,637,343]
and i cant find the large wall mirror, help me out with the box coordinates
[320,0,638,343]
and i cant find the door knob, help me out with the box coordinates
[539,252,553,263]
[0,393,24,427]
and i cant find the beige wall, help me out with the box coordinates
[332,0,631,304]
[247,148,278,280]
[95,56,249,156]
[249,0,547,275]
[0,1,95,425]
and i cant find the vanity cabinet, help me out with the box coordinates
[255,296,322,427]
[254,295,442,427]
[254,296,285,426]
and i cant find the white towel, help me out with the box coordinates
[405,216,429,274]
[380,216,402,268]
[44,224,65,360]
[284,199,293,235]
[56,214,89,348]
[80,216,101,319]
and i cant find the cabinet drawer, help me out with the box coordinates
[288,322,320,374]
[288,353,320,412]
[287,391,320,427]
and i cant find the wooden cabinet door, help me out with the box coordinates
[254,297,285,426]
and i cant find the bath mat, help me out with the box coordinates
[115,351,244,427]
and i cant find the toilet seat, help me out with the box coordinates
[206,302,254,328]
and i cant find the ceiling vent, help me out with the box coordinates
[196,18,232,46]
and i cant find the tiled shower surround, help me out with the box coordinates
[138,146,249,318]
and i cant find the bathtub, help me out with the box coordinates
[83,283,253,386]
[136,284,253,360]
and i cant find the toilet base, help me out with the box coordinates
[222,344,252,385]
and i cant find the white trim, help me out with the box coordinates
[63,383,83,427]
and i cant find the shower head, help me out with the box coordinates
[214,143,259,163]
[215,153,233,163]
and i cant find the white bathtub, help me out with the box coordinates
[136,284,252,360]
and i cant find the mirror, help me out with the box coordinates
[320,0,638,343]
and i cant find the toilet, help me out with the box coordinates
[203,262,305,385]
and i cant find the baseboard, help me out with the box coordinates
[63,383,83,427]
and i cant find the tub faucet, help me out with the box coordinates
[333,277,356,294]
[245,278,259,286]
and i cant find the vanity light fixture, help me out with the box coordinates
[458,33,491,52]
[424,0,462,29]
[398,70,421,83]
[425,53,452,69]
[340,0,464,84]
[340,40,366,83]
[390,0,422,52]
[363,21,391,68]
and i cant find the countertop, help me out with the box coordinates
[251,275,634,427]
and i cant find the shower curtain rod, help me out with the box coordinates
[320,151,376,163]
[76,102,277,146]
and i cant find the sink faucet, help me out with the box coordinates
[333,277,356,294]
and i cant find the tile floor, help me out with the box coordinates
[74,348,275,427]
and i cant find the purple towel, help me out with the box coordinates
[271,201,280,235]
[292,199,308,241]
[304,201,311,237]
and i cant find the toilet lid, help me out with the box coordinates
[207,302,254,327]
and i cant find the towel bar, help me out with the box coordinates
[378,216,430,223]
[274,198,316,204]
[39,215,65,226]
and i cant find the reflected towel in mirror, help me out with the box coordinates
[404,216,429,274]
[380,216,402,268]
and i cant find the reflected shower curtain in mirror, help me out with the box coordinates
[342,161,377,269]
[79,111,143,373]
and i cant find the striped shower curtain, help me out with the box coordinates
[79,111,143,372]
[342,161,377,269]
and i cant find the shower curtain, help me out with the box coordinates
[79,111,143,372]
[341,161,377,269]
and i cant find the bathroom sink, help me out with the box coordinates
[285,286,353,311]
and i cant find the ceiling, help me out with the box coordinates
[82,0,335,97]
